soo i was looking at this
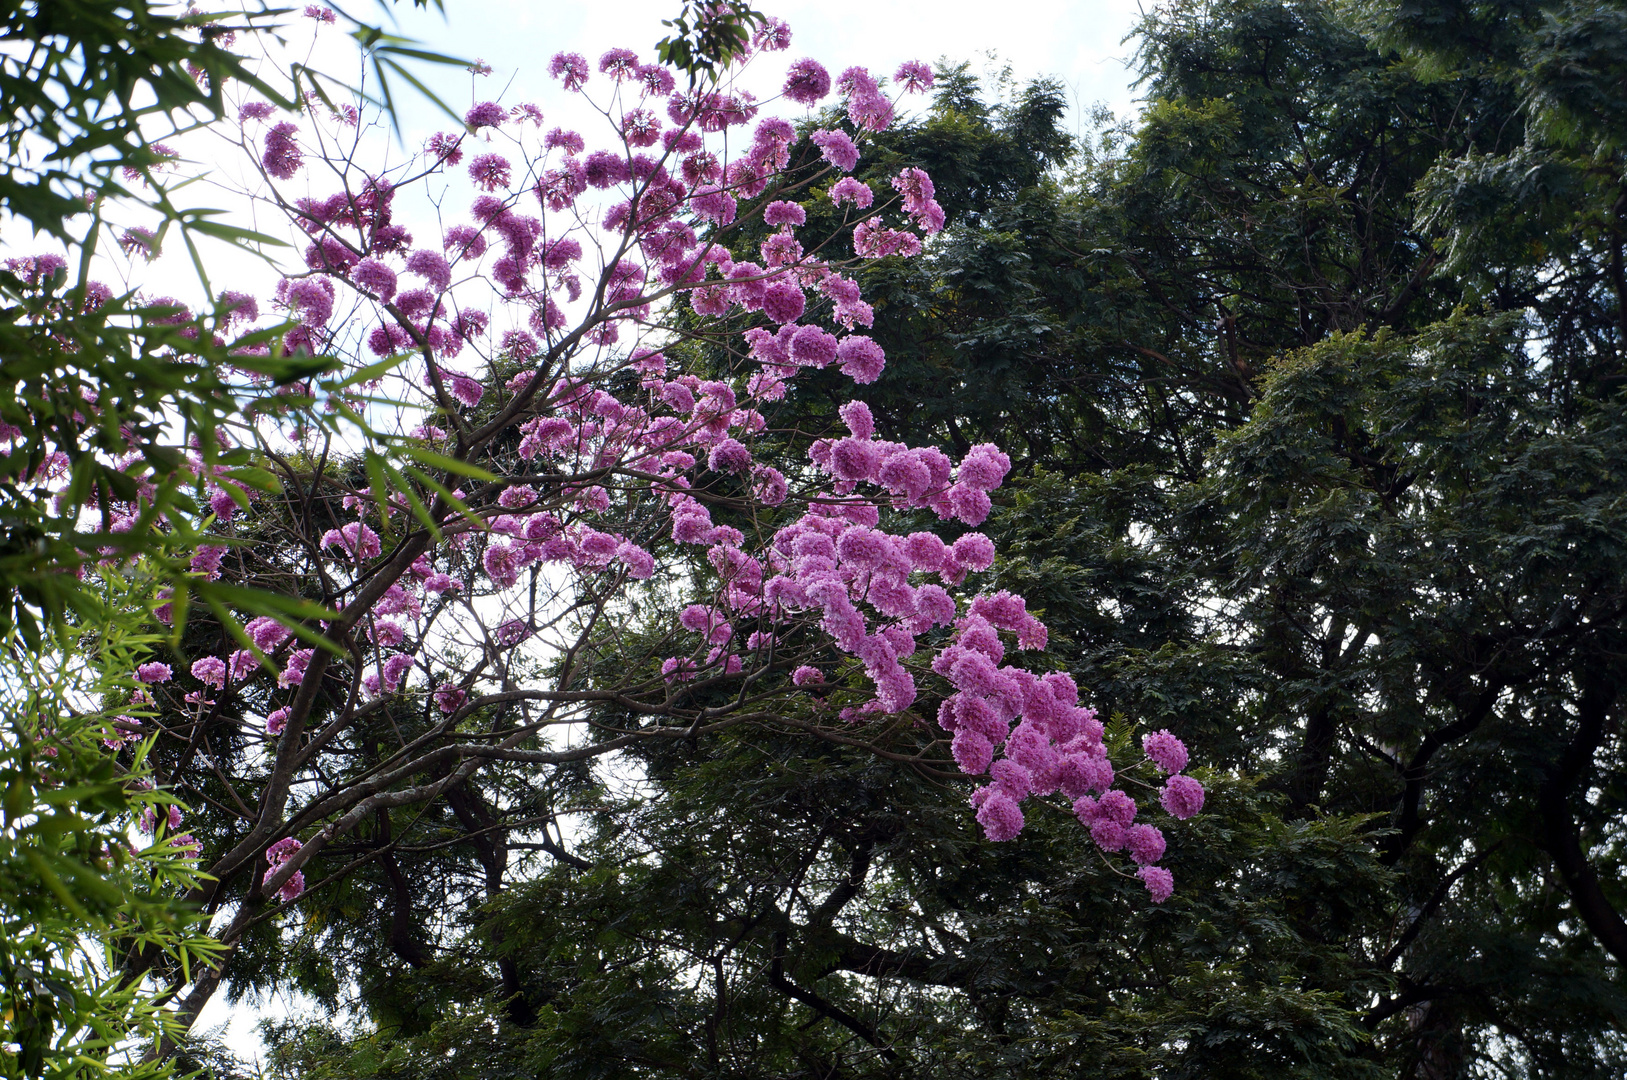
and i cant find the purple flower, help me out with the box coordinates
[783,59,831,105]
[239,101,275,123]
[468,153,512,192]
[599,47,640,79]
[1125,823,1167,866]
[262,122,302,180]
[1138,865,1175,903]
[435,683,467,714]
[406,249,452,292]
[190,544,227,578]
[829,177,873,208]
[277,870,306,903]
[708,438,753,474]
[266,708,290,735]
[230,649,258,682]
[282,278,334,326]
[621,108,661,147]
[836,335,885,383]
[549,51,589,90]
[753,17,791,51]
[426,131,463,166]
[545,127,585,155]
[792,665,824,686]
[320,521,382,560]
[191,656,227,688]
[380,652,414,692]
[761,282,805,325]
[448,373,485,407]
[464,101,505,130]
[1142,729,1189,774]
[136,662,172,684]
[218,289,259,324]
[495,619,531,646]
[1160,774,1205,820]
[638,64,676,97]
[303,4,335,23]
[895,60,934,93]
[811,130,859,175]
[762,200,806,228]
[352,258,396,302]
[582,149,631,189]
[971,785,1024,841]
[267,836,303,864]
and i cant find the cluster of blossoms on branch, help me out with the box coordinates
[26,11,1202,910]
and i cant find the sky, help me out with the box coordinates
[177,0,1152,1064]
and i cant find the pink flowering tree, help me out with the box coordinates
[79,8,1203,1046]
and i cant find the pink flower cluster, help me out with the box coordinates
[100,24,1204,911]
[266,836,305,902]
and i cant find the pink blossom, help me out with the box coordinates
[662,656,698,683]
[353,258,396,302]
[277,870,306,903]
[1142,729,1189,774]
[952,727,995,775]
[406,250,452,292]
[791,326,838,368]
[763,200,806,228]
[1125,823,1166,866]
[468,153,512,191]
[136,662,172,683]
[754,17,792,51]
[435,683,467,714]
[278,649,314,689]
[230,649,259,682]
[267,837,302,864]
[191,656,227,688]
[810,129,859,172]
[380,652,414,692]
[762,282,806,324]
[1097,789,1137,826]
[282,278,334,327]
[191,544,227,577]
[903,532,948,571]
[950,533,995,572]
[792,665,824,686]
[550,52,590,90]
[465,101,506,130]
[1138,865,1175,903]
[621,108,661,146]
[830,177,873,208]
[949,484,993,525]
[1089,817,1127,852]
[321,522,382,560]
[836,336,886,383]
[958,444,1011,491]
[545,127,585,154]
[599,48,639,79]
[784,59,831,104]
[972,785,1024,841]
[262,122,302,179]
[638,64,676,97]
[1160,774,1205,820]
[708,438,753,474]
[895,61,934,92]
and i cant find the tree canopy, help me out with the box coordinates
[8,1,1627,1079]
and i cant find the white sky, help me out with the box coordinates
[173,0,1151,1064]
